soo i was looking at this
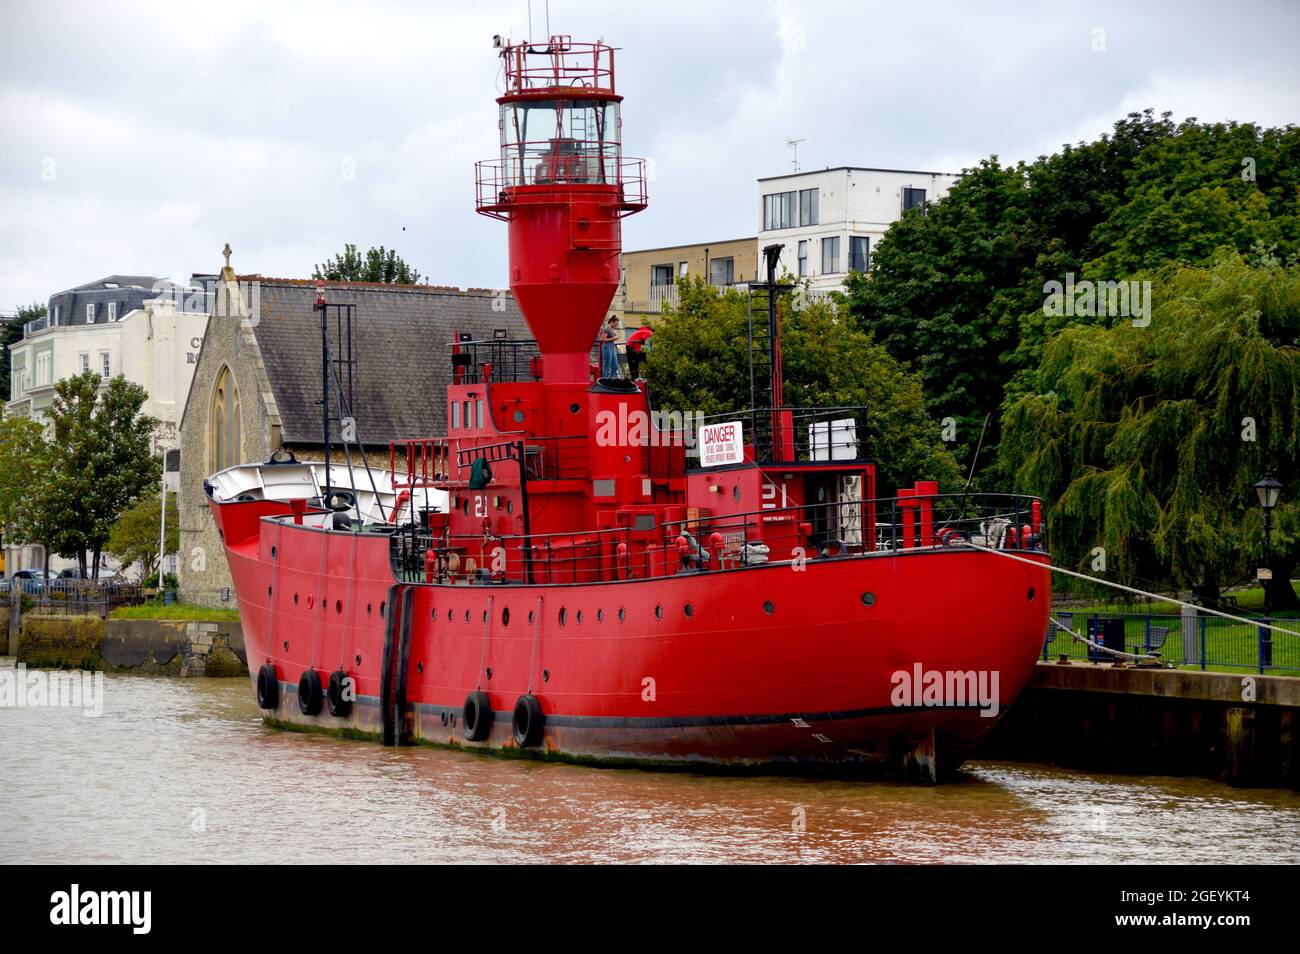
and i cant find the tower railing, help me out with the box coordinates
[475,157,648,217]
[501,38,616,95]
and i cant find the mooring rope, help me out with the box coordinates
[954,541,1300,660]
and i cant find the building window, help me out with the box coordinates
[821,236,841,274]
[53,305,60,324]
[35,352,51,386]
[678,261,688,278]
[651,264,674,286]
[209,366,241,472]
[762,190,798,230]
[799,188,819,226]
[86,303,95,323]
[708,257,734,287]
[797,240,809,277]
[903,187,926,212]
[99,352,111,379]
[849,236,870,273]
[79,352,90,374]
[107,302,118,322]
[452,401,461,429]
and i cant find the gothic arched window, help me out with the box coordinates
[210,366,241,472]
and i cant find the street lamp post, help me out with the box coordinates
[1254,474,1283,616]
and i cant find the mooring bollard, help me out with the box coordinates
[8,582,20,656]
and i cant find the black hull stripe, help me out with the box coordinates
[278,685,996,729]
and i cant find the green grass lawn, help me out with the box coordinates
[1054,584,1300,618]
[110,601,240,621]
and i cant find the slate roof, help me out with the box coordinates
[242,278,530,447]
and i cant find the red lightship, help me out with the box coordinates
[208,37,1050,780]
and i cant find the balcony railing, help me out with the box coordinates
[23,316,49,336]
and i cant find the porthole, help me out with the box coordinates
[506,499,514,514]
[367,603,373,616]
[618,607,626,623]
[559,607,567,627]
[861,592,876,607]
[270,546,277,559]
[543,668,550,683]
[447,609,453,622]
[733,486,740,503]
[417,661,424,674]
[1028,587,1036,602]
[513,410,526,423]
[465,610,471,623]
[763,600,775,615]
[528,610,535,624]
[432,607,437,619]
[307,595,314,610]
[482,609,488,623]
[576,610,584,624]
[380,601,386,618]
[502,607,510,626]
[355,654,362,667]
[293,593,299,605]
[597,608,604,622]
[335,599,342,614]
[282,640,289,651]
[684,603,694,618]
[569,403,580,414]
[267,585,272,598]
[654,604,663,620]
[485,667,493,680]
[461,499,469,515]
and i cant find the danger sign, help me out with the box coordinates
[699,420,744,467]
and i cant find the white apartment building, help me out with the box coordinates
[756,166,959,293]
[5,275,209,573]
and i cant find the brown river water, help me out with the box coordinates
[2,669,1299,864]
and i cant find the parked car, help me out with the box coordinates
[8,569,53,593]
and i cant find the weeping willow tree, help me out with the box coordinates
[1001,252,1300,607]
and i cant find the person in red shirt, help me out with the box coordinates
[626,323,654,380]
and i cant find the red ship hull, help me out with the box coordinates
[216,499,1050,778]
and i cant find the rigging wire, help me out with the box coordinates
[957,540,1300,640]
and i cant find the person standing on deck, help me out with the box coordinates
[626,322,653,380]
[600,316,622,379]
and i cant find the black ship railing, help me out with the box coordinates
[694,406,873,465]
[452,337,542,384]
[390,492,1046,585]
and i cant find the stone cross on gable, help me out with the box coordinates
[222,243,232,269]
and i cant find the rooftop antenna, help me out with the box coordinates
[786,138,805,173]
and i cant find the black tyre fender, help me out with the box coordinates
[512,694,544,748]
[462,690,493,742]
[298,669,323,716]
[255,664,279,709]
[326,669,352,717]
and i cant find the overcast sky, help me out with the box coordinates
[1,0,1297,310]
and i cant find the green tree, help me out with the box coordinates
[844,111,1300,481]
[0,414,53,570]
[1,303,45,401]
[646,277,961,494]
[106,493,177,580]
[313,244,423,284]
[46,372,161,576]
[1001,253,1300,607]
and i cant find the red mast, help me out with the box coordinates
[476,36,647,383]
